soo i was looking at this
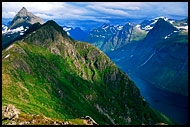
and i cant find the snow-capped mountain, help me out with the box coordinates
[8,7,44,30]
[100,23,124,31]
[136,17,188,32]
[85,23,147,52]
[2,7,44,50]
[136,17,175,31]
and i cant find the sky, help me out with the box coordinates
[2,2,188,31]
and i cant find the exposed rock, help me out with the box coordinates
[2,104,20,120]
[64,121,71,125]
[9,7,44,30]
[80,116,98,125]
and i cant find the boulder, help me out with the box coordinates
[2,104,20,120]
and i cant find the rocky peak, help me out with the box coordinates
[8,7,44,30]
[121,22,134,32]
[17,7,28,15]
[146,18,178,40]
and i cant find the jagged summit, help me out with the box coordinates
[8,7,44,30]
[145,18,178,40]
[19,7,28,13]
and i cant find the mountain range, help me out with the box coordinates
[84,23,147,53]
[107,18,188,96]
[2,7,176,125]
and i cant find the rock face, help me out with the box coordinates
[80,116,98,125]
[84,23,147,53]
[8,7,44,30]
[2,20,175,125]
[2,104,20,120]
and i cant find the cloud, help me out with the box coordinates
[2,2,188,24]
[86,2,141,10]
[87,5,130,16]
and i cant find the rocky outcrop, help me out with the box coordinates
[80,116,98,125]
[2,104,20,120]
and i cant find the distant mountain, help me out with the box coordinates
[172,18,188,30]
[2,7,44,50]
[136,17,175,31]
[2,20,174,125]
[85,23,147,52]
[136,17,188,32]
[84,24,120,50]
[8,7,44,30]
[108,18,188,96]
[62,26,88,41]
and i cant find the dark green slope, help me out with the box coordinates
[2,20,175,125]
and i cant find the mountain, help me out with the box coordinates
[8,7,44,30]
[85,23,147,53]
[108,18,188,96]
[137,17,175,31]
[137,17,188,32]
[2,7,44,50]
[62,26,87,41]
[172,18,188,30]
[84,23,119,50]
[2,20,175,125]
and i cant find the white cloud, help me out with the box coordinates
[87,2,142,10]
[2,12,16,18]
[87,5,130,16]
[2,2,188,23]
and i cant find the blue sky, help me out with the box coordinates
[2,2,188,30]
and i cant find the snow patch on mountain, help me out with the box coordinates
[116,25,123,30]
[175,25,188,30]
[2,26,29,35]
[144,25,153,30]
[2,25,8,34]
[63,27,72,31]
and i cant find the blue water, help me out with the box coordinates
[126,72,188,124]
